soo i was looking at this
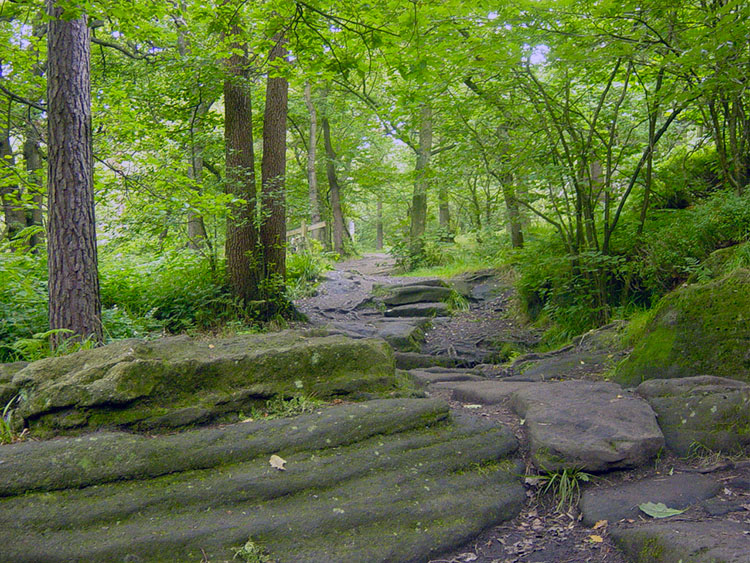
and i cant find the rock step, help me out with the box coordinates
[395,352,473,370]
[329,319,430,353]
[382,285,454,307]
[610,520,750,563]
[579,473,721,526]
[408,369,485,385]
[438,380,664,472]
[0,399,524,563]
[384,302,451,318]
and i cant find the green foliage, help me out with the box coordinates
[99,250,252,334]
[532,467,592,512]
[232,539,273,563]
[9,329,97,362]
[286,243,333,300]
[0,252,48,361]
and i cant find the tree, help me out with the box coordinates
[46,0,102,345]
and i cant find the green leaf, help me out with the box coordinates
[638,502,686,519]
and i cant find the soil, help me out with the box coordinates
[296,254,750,563]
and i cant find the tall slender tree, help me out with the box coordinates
[46,0,102,345]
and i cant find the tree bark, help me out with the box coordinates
[259,33,288,292]
[303,82,320,234]
[46,1,102,345]
[23,125,44,251]
[376,197,383,250]
[321,92,345,255]
[410,103,432,254]
[223,34,259,304]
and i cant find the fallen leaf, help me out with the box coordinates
[589,535,604,543]
[458,552,478,561]
[464,404,482,409]
[269,454,286,471]
[639,502,686,518]
[593,519,608,529]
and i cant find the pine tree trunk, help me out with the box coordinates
[224,36,259,304]
[46,1,102,345]
[260,34,288,293]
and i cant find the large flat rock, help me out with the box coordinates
[509,381,664,472]
[580,473,721,526]
[610,520,750,563]
[10,330,400,436]
[0,398,525,563]
[637,375,750,455]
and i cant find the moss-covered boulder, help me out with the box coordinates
[10,330,401,436]
[614,268,750,386]
[0,398,525,563]
[0,361,25,405]
[637,376,750,455]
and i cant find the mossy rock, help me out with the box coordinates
[10,330,403,436]
[637,376,750,455]
[614,268,750,386]
[0,398,525,562]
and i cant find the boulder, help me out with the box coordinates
[10,330,401,436]
[636,375,750,455]
[0,398,525,563]
[439,380,537,404]
[509,381,664,472]
[610,520,750,563]
[580,473,721,526]
[615,268,750,386]
[382,284,454,306]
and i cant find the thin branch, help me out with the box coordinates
[0,83,45,111]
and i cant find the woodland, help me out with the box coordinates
[1,0,749,359]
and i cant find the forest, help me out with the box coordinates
[1,0,749,359]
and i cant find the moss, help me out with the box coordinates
[615,268,750,386]
[638,537,664,562]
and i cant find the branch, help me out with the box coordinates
[0,83,45,111]
[91,37,156,61]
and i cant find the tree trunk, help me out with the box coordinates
[376,197,383,250]
[303,82,320,233]
[0,82,28,245]
[321,92,345,255]
[223,35,259,305]
[260,34,289,294]
[186,99,213,252]
[438,186,450,233]
[409,103,432,253]
[23,126,44,251]
[46,1,102,346]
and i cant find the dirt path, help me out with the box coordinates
[296,254,750,563]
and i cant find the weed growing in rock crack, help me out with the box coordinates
[531,467,592,512]
[250,394,323,420]
[687,441,744,467]
[447,290,470,312]
[1,395,20,445]
[232,539,273,563]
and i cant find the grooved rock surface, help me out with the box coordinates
[615,268,750,386]
[509,381,664,472]
[579,473,721,526]
[10,330,400,436]
[636,375,750,455]
[0,398,525,563]
[610,520,750,563]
